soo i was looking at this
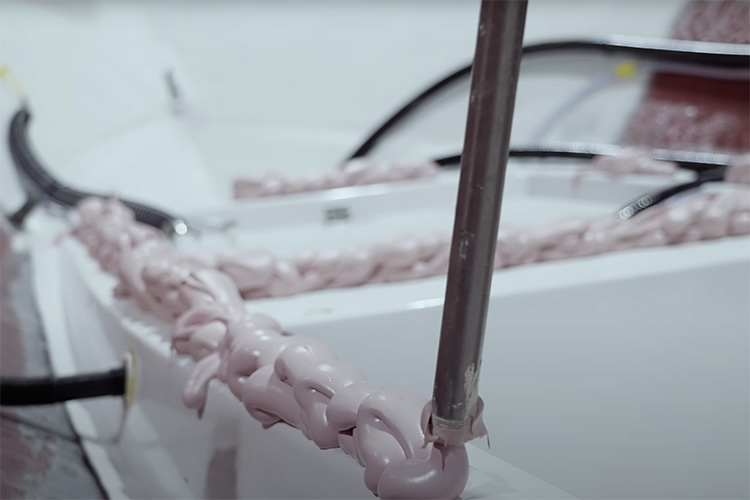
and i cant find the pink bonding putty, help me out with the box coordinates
[233,159,440,199]
[586,149,750,185]
[71,198,479,499]
[570,146,680,191]
[587,147,680,177]
[71,178,750,498]
[232,148,692,201]
[213,188,749,298]
[726,153,750,185]
[177,304,472,498]
[232,150,749,201]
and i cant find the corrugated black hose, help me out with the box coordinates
[8,108,185,235]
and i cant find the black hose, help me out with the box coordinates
[617,167,726,219]
[7,198,38,228]
[347,36,750,160]
[434,144,733,174]
[0,366,126,406]
[435,145,734,217]
[8,108,184,235]
[9,110,58,197]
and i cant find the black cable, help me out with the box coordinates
[9,110,58,197]
[436,145,736,217]
[6,198,38,229]
[617,167,727,219]
[346,36,750,160]
[0,366,126,406]
[8,108,185,235]
[434,144,733,174]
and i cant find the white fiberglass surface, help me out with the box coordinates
[50,230,575,500]
[286,238,750,500]
[159,184,750,499]
[178,181,649,258]
[34,202,749,499]
[10,1,741,498]
[0,1,688,213]
[181,166,696,262]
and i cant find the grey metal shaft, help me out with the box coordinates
[432,0,528,429]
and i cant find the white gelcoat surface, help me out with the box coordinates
[288,241,750,500]
[190,190,748,500]
[1,1,688,212]
[9,2,746,499]
[27,180,750,499]
[178,164,695,258]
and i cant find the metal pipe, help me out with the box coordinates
[431,0,528,441]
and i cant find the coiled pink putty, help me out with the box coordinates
[71,186,750,498]
[233,159,439,199]
[215,189,750,299]
[726,154,750,185]
[71,197,480,499]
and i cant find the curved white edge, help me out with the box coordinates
[27,217,131,500]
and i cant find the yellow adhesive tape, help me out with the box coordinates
[614,60,638,79]
[0,65,27,98]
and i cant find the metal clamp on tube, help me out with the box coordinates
[430,0,528,445]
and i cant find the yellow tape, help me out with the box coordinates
[0,65,28,98]
[124,350,137,410]
[614,60,638,79]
